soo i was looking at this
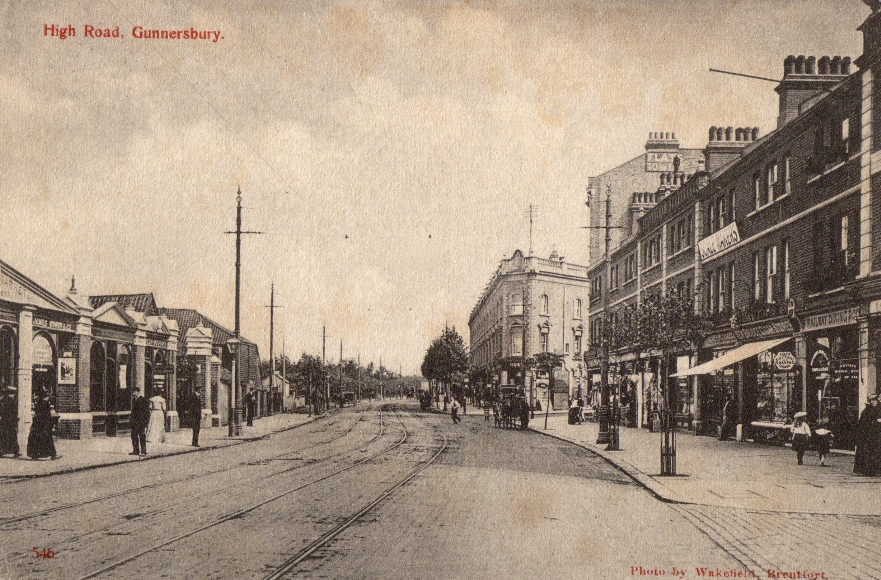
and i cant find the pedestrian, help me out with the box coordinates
[790,411,811,466]
[244,390,254,427]
[814,428,833,467]
[0,386,19,458]
[27,391,57,460]
[519,396,530,430]
[189,386,203,447]
[130,386,149,457]
[450,397,460,424]
[719,396,732,441]
[146,388,166,444]
[855,394,880,475]
[483,402,491,422]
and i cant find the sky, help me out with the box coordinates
[0,0,870,375]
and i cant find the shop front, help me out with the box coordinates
[802,306,861,450]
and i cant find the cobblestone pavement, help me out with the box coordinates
[534,411,881,579]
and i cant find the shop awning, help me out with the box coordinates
[670,337,791,377]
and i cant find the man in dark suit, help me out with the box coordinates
[130,387,150,456]
[0,386,19,457]
[189,386,203,447]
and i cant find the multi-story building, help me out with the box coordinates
[585,22,881,452]
[469,250,589,409]
[587,133,704,266]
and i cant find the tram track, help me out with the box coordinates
[263,404,448,580]
[74,403,413,580]
[0,405,380,528]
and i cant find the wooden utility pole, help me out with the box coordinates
[322,326,327,413]
[339,340,343,407]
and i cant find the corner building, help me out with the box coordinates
[469,250,589,410]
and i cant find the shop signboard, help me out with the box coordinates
[802,307,859,332]
[834,359,859,380]
[810,350,830,380]
[698,222,740,260]
[774,351,796,371]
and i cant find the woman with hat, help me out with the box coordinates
[26,390,57,460]
[146,388,166,444]
[790,411,811,466]
[855,394,880,475]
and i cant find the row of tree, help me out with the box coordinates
[260,354,421,404]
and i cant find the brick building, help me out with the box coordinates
[469,250,589,410]
[585,14,881,452]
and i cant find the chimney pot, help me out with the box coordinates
[752,127,759,141]
[709,126,717,141]
[819,56,830,75]
[806,56,816,74]
[725,127,733,141]
[784,55,795,76]
[842,57,851,74]
[796,55,805,74]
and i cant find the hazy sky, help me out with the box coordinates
[0,0,869,374]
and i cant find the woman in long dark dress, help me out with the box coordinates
[854,395,879,475]
[27,395,56,460]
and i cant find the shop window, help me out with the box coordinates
[31,333,56,406]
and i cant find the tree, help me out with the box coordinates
[421,326,469,397]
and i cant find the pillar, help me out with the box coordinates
[133,330,146,396]
[56,317,93,439]
[859,315,874,412]
[735,360,745,441]
[691,351,702,434]
[794,332,808,414]
[167,348,179,432]
[16,306,35,451]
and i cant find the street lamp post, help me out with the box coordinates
[227,337,240,437]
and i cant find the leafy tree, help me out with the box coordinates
[421,326,469,388]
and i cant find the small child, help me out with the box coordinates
[814,428,833,466]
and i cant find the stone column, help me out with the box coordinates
[16,306,35,451]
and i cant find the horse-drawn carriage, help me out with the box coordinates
[491,384,530,430]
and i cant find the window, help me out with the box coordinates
[511,330,523,356]
[610,265,619,290]
[574,299,582,319]
[841,118,850,155]
[540,294,549,315]
[709,269,719,313]
[766,245,778,303]
[783,240,791,300]
[766,162,778,205]
[565,342,570,354]
[574,335,582,355]
[729,189,736,222]
[707,202,716,234]
[754,173,762,210]
[783,157,791,196]
[718,196,727,230]
[591,277,602,302]
[719,265,730,313]
[540,332,548,352]
[840,215,850,267]
[753,252,762,303]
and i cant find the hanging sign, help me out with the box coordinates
[774,351,796,371]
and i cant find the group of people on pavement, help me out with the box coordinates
[0,386,58,461]
[130,386,204,456]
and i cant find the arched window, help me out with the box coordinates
[0,327,16,391]
[32,333,56,405]
[541,294,549,315]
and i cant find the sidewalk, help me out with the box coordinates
[530,411,881,516]
[0,412,316,480]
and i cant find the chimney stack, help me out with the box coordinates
[704,126,760,172]
[775,55,851,128]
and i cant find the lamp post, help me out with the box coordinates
[227,337,240,437]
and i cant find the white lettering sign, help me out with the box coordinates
[803,307,860,332]
[698,222,741,260]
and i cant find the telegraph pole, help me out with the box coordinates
[225,187,262,436]
[339,340,343,407]
[265,283,283,415]
[582,184,624,449]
